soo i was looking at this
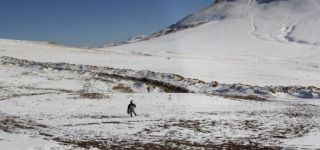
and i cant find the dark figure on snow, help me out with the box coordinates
[147,86,151,93]
[127,100,137,117]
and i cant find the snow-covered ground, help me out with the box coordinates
[1,38,320,88]
[1,0,320,149]
[0,132,73,150]
[1,55,320,149]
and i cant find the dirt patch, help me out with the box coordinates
[52,137,280,150]
[0,114,47,133]
[0,92,56,101]
[62,121,124,127]
[16,86,74,93]
[162,140,280,150]
[79,92,106,99]
[132,52,152,57]
[52,137,131,149]
[71,115,123,119]
[78,90,108,99]
[220,94,267,101]
[113,84,134,93]
[159,120,210,133]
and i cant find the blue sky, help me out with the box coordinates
[0,0,213,47]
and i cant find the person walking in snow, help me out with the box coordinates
[147,86,151,93]
[127,100,137,117]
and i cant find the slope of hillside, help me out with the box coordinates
[1,37,320,87]
[100,0,320,86]
[104,0,320,56]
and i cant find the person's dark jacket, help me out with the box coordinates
[127,103,136,114]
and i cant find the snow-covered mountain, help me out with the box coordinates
[107,0,320,47]
[100,0,320,86]
[104,0,320,53]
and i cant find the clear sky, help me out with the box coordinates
[0,0,213,47]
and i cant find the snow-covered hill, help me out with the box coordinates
[101,0,320,86]
[107,0,320,48]
[105,0,320,54]
[105,35,147,47]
